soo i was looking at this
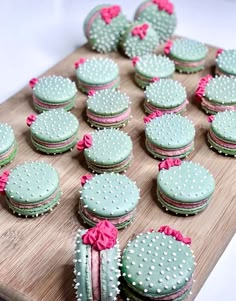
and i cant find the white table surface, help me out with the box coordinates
[0,0,235,300]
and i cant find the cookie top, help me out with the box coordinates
[33,76,77,103]
[76,58,119,85]
[0,123,15,154]
[170,39,208,62]
[5,161,59,203]
[87,89,130,116]
[135,54,175,78]
[81,173,140,217]
[30,109,79,143]
[122,231,194,298]
[205,76,236,105]
[145,114,195,148]
[211,111,236,142]
[158,161,215,202]
[216,49,236,76]
[145,79,186,108]
[84,129,132,165]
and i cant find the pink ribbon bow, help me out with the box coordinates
[132,56,139,66]
[132,23,149,40]
[88,90,96,96]
[77,134,93,151]
[100,5,121,24]
[158,225,191,245]
[0,170,10,195]
[164,40,173,55]
[80,174,93,186]
[158,158,182,171]
[195,74,213,103]
[216,48,224,58]
[144,110,163,124]
[152,0,174,15]
[29,78,39,88]
[207,115,215,123]
[74,58,86,69]
[26,114,37,126]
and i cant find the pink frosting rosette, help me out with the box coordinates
[158,158,182,171]
[77,134,93,151]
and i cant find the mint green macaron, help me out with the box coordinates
[0,123,17,167]
[216,49,236,76]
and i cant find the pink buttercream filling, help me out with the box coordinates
[79,78,119,93]
[32,135,76,149]
[209,129,236,149]
[172,58,205,68]
[146,139,194,156]
[134,1,153,19]
[201,97,236,113]
[33,95,72,109]
[87,107,131,124]
[145,99,188,114]
[135,73,161,83]
[0,143,15,160]
[85,10,101,38]
[91,248,101,301]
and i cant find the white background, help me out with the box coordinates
[0,0,235,300]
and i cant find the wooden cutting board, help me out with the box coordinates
[0,43,235,301]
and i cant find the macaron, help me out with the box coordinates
[26,108,79,154]
[120,21,159,58]
[29,75,77,112]
[145,113,195,159]
[86,89,131,128]
[144,79,188,114]
[157,159,215,215]
[75,57,119,94]
[74,221,120,301]
[0,161,61,217]
[133,54,175,89]
[207,111,236,156]
[215,49,236,77]
[121,226,195,301]
[77,129,132,173]
[134,0,177,43]
[83,4,128,53]
[0,123,17,167]
[164,38,208,73]
[79,173,140,229]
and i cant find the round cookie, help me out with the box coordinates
[1,161,61,217]
[134,0,177,43]
[157,159,215,215]
[79,173,140,229]
[216,49,236,77]
[83,4,128,53]
[86,89,131,128]
[29,75,77,112]
[145,114,195,159]
[133,54,175,89]
[121,226,195,301]
[27,109,79,154]
[208,110,236,156]
[165,38,208,73]
[0,123,17,167]
[120,21,159,58]
[77,129,133,173]
[144,79,188,114]
[75,57,119,94]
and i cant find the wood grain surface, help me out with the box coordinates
[0,43,235,301]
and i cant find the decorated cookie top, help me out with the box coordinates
[134,54,175,78]
[29,109,79,143]
[0,123,15,154]
[87,89,130,116]
[145,114,195,148]
[158,161,215,202]
[81,173,140,217]
[5,161,59,203]
[84,129,132,165]
[211,111,236,142]
[121,229,195,298]
[145,79,186,108]
[205,76,236,105]
[75,57,119,85]
[32,76,77,103]
[216,49,236,76]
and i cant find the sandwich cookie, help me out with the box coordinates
[0,161,61,217]
[77,129,133,173]
[164,38,208,73]
[145,113,195,159]
[121,225,195,301]
[29,75,77,112]
[75,57,119,94]
[86,89,131,128]
[134,0,177,43]
[215,49,236,77]
[0,123,17,167]
[120,22,159,58]
[27,109,79,154]
[157,159,215,215]
[74,221,121,301]
[84,4,128,53]
[207,111,236,156]
[79,173,140,229]
[133,54,175,89]
[144,78,188,114]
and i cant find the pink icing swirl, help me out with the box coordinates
[132,56,140,66]
[26,114,37,126]
[208,115,215,123]
[152,0,174,15]
[77,134,93,151]
[88,90,96,96]
[100,5,121,24]
[158,158,182,170]
[74,58,86,69]
[0,170,10,195]
[80,174,93,186]
[132,23,149,40]
[152,77,160,83]
[158,225,192,245]
[144,110,163,124]
[216,48,224,58]
[82,220,118,251]
[164,39,173,55]
[29,78,39,88]
[195,74,213,103]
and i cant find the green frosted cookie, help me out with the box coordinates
[3,161,61,217]
[144,79,187,114]
[216,49,236,76]
[0,123,17,167]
